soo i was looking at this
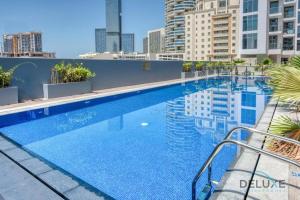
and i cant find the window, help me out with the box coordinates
[243,15,258,31]
[241,109,256,125]
[242,92,256,107]
[219,0,227,7]
[298,12,300,24]
[298,26,300,38]
[297,40,300,51]
[269,35,278,49]
[283,22,294,34]
[269,18,279,32]
[284,6,294,18]
[243,33,257,49]
[243,0,258,13]
[270,1,279,14]
[283,38,294,50]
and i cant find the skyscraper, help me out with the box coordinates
[106,0,122,53]
[143,37,148,53]
[148,28,165,54]
[121,33,135,53]
[95,28,107,53]
[165,0,196,53]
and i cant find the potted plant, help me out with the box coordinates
[266,56,300,161]
[181,62,193,79]
[43,62,96,99]
[233,59,245,75]
[194,61,205,78]
[257,57,273,75]
[0,66,18,106]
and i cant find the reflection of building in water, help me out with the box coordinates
[166,96,202,178]
[185,77,268,144]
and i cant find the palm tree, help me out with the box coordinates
[269,116,300,161]
[267,55,300,161]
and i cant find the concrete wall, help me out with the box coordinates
[0,58,183,101]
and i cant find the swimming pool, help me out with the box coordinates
[0,76,271,200]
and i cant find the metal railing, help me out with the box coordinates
[192,126,300,200]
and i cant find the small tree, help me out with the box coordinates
[258,57,273,75]
[233,59,245,75]
[182,62,193,72]
[195,61,205,71]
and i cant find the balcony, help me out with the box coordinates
[283,29,295,34]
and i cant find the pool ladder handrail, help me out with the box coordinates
[192,126,300,200]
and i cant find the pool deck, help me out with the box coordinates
[211,100,300,200]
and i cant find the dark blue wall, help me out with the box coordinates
[0,58,183,101]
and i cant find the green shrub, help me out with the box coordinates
[195,61,205,71]
[0,66,14,88]
[182,62,193,72]
[51,63,95,83]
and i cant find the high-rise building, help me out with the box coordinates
[184,0,240,61]
[106,0,122,53]
[239,0,300,64]
[95,28,107,53]
[2,32,55,58]
[165,0,196,53]
[143,37,149,53]
[148,28,165,54]
[121,33,135,53]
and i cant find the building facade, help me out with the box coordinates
[184,0,240,61]
[79,52,148,60]
[2,32,55,58]
[240,0,300,64]
[148,28,165,54]
[165,0,196,53]
[95,28,107,53]
[143,37,149,53]
[106,0,122,52]
[121,33,135,53]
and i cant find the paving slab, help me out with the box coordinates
[20,158,53,175]
[39,170,79,193]
[0,154,63,200]
[65,186,107,200]
[0,140,17,151]
[5,148,32,162]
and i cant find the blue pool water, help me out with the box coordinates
[0,76,271,200]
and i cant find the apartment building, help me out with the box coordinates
[165,0,196,53]
[2,32,55,58]
[148,28,165,54]
[240,0,300,64]
[184,0,240,61]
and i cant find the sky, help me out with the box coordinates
[0,0,165,58]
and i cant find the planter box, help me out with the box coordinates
[43,81,92,100]
[0,87,18,106]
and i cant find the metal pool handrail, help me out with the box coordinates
[192,127,300,200]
